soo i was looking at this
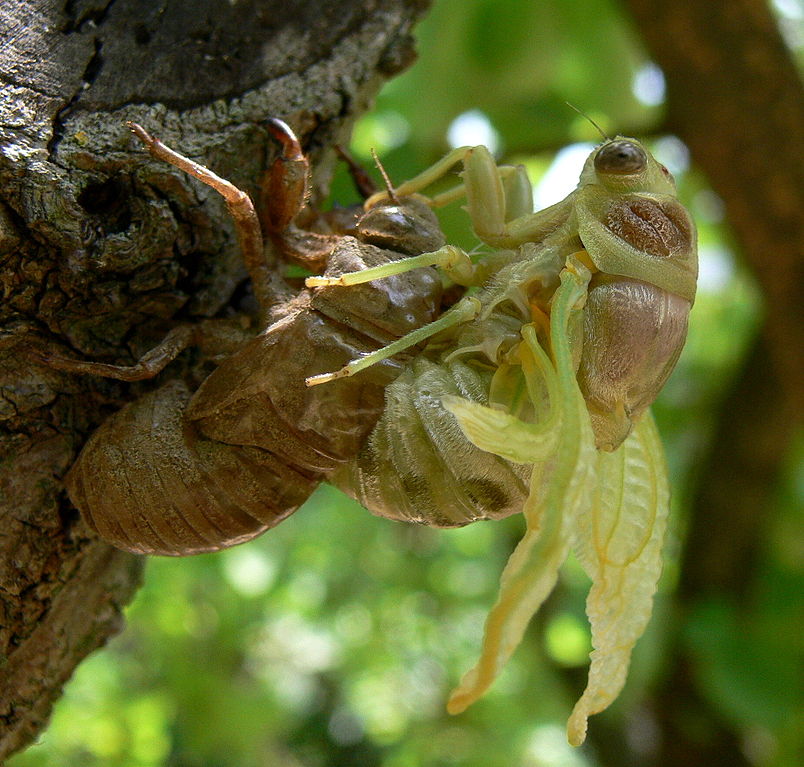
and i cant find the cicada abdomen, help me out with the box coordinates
[332,355,532,526]
[66,379,317,553]
[62,121,445,556]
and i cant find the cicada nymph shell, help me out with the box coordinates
[62,121,445,555]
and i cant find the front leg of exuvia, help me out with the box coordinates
[37,121,274,381]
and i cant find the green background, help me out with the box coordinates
[11,0,802,765]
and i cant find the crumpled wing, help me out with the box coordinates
[567,411,670,745]
[443,263,598,714]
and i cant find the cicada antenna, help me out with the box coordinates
[333,144,377,200]
[370,147,399,205]
[565,102,610,141]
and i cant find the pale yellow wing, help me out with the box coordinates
[444,261,598,714]
[566,411,670,745]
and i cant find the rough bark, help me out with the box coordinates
[0,0,431,758]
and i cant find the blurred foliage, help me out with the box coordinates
[10,0,802,765]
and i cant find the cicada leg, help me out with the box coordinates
[408,163,531,216]
[37,318,253,382]
[306,243,477,288]
[37,325,196,381]
[365,144,573,251]
[305,296,481,387]
[127,123,277,318]
[41,124,277,380]
[364,147,524,209]
[304,147,541,292]
[262,118,364,273]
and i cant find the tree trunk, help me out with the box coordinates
[0,0,431,758]
[613,1,803,764]
[624,0,803,415]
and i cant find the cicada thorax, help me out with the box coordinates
[574,186,697,450]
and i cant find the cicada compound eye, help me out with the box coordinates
[594,140,648,175]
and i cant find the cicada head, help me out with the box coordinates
[580,137,676,196]
[357,195,446,256]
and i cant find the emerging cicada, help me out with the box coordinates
[45,120,445,555]
[306,135,697,744]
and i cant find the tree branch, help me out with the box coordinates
[0,0,432,758]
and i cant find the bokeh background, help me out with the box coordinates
[10,0,802,765]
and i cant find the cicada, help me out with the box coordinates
[305,135,697,744]
[44,120,445,555]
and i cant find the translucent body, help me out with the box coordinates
[313,136,696,743]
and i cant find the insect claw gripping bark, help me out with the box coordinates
[50,120,446,556]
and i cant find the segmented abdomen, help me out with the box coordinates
[333,356,531,526]
[68,380,315,554]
